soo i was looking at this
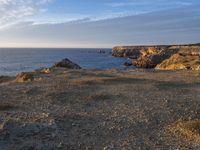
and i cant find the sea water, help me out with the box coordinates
[0,48,129,75]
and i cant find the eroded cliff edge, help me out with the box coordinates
[112,44,200,70]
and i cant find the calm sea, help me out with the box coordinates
[0,48,130,75]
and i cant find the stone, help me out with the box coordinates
[97,50,106,53]
[35,68,51,74]
[156,52,200,70]
[192,65,200,71]
[123,62,132,67]
[112,46,168,59]
[113,44,200,70]
[133,47,179,68]
[16,72,35,82]
[52,58,81,69]
[15,72,44,82]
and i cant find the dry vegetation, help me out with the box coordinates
[0,68,200,149]
[168,120,200,143]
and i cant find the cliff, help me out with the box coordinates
[112,45,170,58]
[112,44,200,70]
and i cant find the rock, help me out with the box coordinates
[192,64,200,71]
[16,72,44,82]
[133,56,153,68]
[123,62,132,67]
[113,44,200,70]
[97,50,106,53]
[34,68,51,74]
[112,46,142,59]
[156,53,200,70]
[112,46,168,59]
[16,72,35,82]
[133,47,179,68]
[52,58,81,69]
[157,63,187,70]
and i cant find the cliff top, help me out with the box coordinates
[0,68,200,149]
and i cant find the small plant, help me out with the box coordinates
[86,93,111,101]
[169,120,200,143]
[0,104,15,111]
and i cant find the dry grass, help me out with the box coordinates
[71,77,122,86]
[85,92,111,101]
[169,120,200,143]
[71,79,96,86]
[0,76,14,83]
[0,104,16,111]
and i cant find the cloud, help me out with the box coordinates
[0,4,199,48]
[0,0,50,28]
[107,0,194,8]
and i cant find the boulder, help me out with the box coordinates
[52,58,81,69]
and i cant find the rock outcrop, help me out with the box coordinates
[113,44,200,70]
[156,46,200,70]
[16,72,42,82]
[133,46,179,68]
[112,46,168,59]
[52,58,81,69]
[124,62,132,67]
[15,59,82,82]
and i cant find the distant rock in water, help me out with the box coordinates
[124,62,132,67]
[52,58,81,69]
[113,44,200,70]
[97,49,106,54]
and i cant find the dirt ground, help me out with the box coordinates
[0,68,200,150]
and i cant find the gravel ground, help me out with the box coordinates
[0,68,200,150]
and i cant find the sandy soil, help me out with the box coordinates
[0,68,200,150]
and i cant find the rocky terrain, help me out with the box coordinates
[0,60,200,149]
[113,44,200,70]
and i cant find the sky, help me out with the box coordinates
[0,0,199,48]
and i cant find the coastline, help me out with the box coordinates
[112,44,200,70]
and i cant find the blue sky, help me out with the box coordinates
[0,0,199,47]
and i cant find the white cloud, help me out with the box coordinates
[0,0,50,28]
[0,4,199,48]
[107,0,194,7]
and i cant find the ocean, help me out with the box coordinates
[0,48,130,75]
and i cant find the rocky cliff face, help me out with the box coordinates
[156,46,200,70]
[112,44,200,70]
[112,45,169,59]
